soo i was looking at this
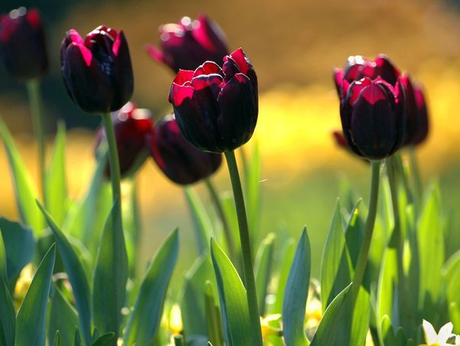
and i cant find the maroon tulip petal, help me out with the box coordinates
[170,83,194,106]
[62,44,113,113]
[216,73,257,151]
[193,61,223,77]
[374,55,400,85]
[145,43,166,64]
[111,30,134,111]
[173,69,194,85]
[195,14,228,54]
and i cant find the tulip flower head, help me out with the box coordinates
[169,48,258,153]
[334,54,400,98]
[339,77,405,160]
[0,7,48,80]
[148,114,222,185]
[146,15,229,72]
[95,102,153,179]
[61,25,134,114]
[400,74,429,146]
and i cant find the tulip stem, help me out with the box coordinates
[224,150,263,346]
[102,112,122,207]
[351,160,381,300]
[205,178,237,264]
[26,80,46,202]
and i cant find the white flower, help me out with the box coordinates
[420,320,455,346]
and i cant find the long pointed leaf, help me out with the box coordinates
[15,245,56,346]
[123,229,179,346]
[0,118,43,234]
[48,286,79,346]
[283,228,311,346]
[255,233,275,315]
[210,239,252,346]
[37,202,91,346]
[45,122,68,227]
[93,200,128,340]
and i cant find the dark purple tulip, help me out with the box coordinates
[149,114,222,185]
[400,74,429,146]
[0,7,48,80]
[61,25,134,114]
[334,55,400,98]
[340,77,405,160]
[169,48,258,153]
[95,102,153,179]
[146,15,229,72]
[332,130,350,152]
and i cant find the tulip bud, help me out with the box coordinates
[146,15,229,72]
[0,7,48,80]
[334,54,400,98]
[400,74,429,146]
[148,114,222,185]
[340,77,405,160]
[95,102,153,179]
[169,48,258,153]
[61,25,134,114]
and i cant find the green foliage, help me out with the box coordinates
[15,245,56,346]
[282,228,311,346]
[123,229,179,346]
[210,239,252,346]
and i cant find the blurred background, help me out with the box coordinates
[1,0,460,277]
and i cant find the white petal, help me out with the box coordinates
[438,322,454,343]
[423,320,438,344]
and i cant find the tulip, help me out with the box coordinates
[334,54,400,98]
[149,114,222,185]
[340,77,405,160]
[95,102,153,179]
[0,7,48,80]
[400,74,429,146]
[146,15,229,72]
[169,48,258,153]
[61,25,134,114]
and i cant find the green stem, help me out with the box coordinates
[224,150,263,346]
[130,177,142,278]
[408,147,423,209]
[351,160,381,300]
[26,80,46,201]
[393,152,413,205]
[205,178,237,263]
[387,158,407,329]
[101,112,122,207]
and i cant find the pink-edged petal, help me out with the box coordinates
[193,61,223,77]
[228,48,250,74]
[191,74,223,91]
[374,54,400,85]
[170,83,194,106]
[25,8,41,29]
[173,69,194,85]
[333,68,344,96]
[145,43,166,63]
[111,30,134,111]
[347,77,372,106]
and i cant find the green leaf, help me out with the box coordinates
[0,119,44,234]
[344,200,365,270]
[0,225,8,283]
[272,238,296,314]
[15,245,56,346]
[0,218,35,283]
[282,228,311,346]
[53,332,61,346]
[381,315,396,346]
[90,333,116,346]
[93,200,128,339]
[45,122,68,227]
[320,201,351,309]
[180,254,216,336]
[48,286,79,346]
[37,203,91,346]
[184,187,213,255]
[254,233,275,315]
[310,283,352,346]
[0,276,15,346]
[123,229,179,346]
[418,186,444,309]
[205,281,224,346]
[210,239,252,346]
